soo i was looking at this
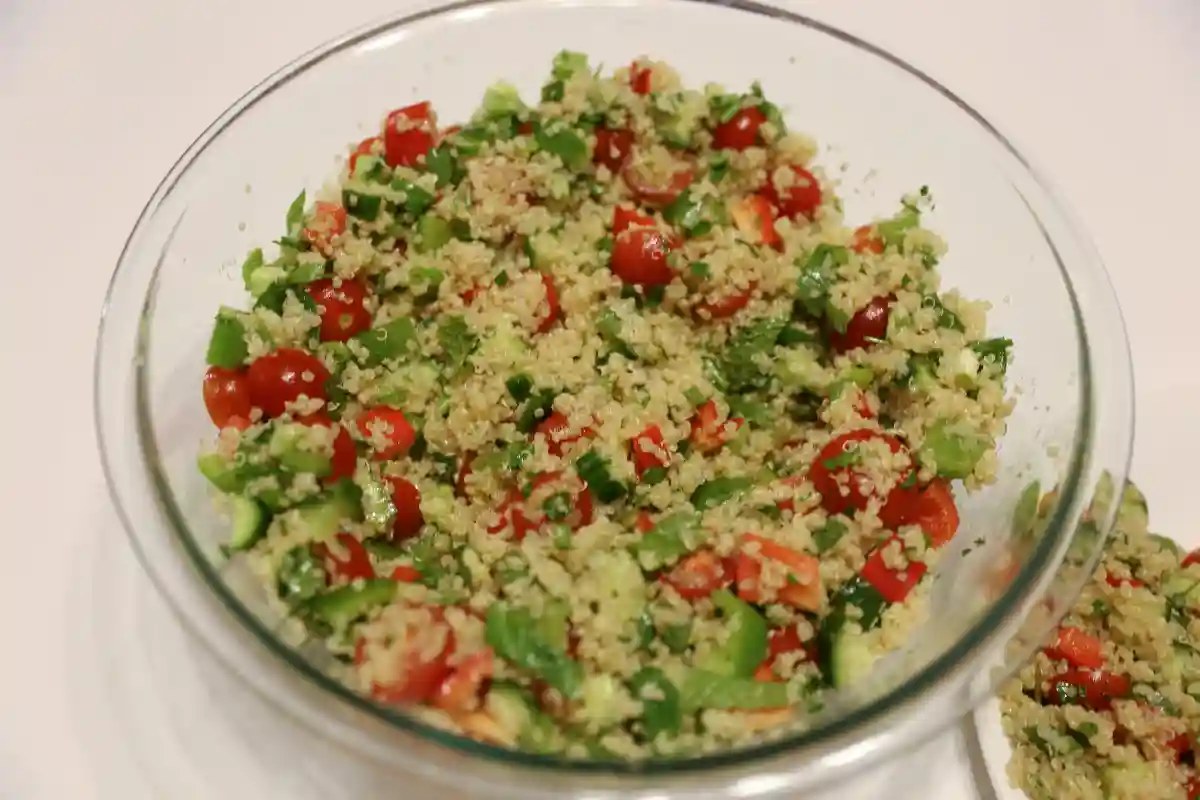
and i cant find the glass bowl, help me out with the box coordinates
[94,0,1135,796]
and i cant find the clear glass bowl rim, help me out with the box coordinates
[94,0,1127,781]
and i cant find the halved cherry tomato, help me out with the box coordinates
[293,411,357,484]
[731,194,781,250]
[622,162,694,207]
[534,411,595,458]
[630,424,669,479]
[306,278,372,342]
[1044,668,1130,711]
[808,429,909,515]
[694,283,756,320]
[488,471,593,541]
[534,273,561,334]
[383,102,437,168]
[611,226,677,287]
[735,534,822,610]
[224,415,251,431]
[1183,550,1200,568]
[878,479,959,546]
[391,564,423,582]
[314,532,375,583]
[1044,627,1105,670]
[713,106,767,151]
[349,136,381,175]
[594,127,635,172]
[302,201,348,255]
[203,366,253,428]
[246,348,330,418]
[634,511,656,533]
[1105,574,1145,589]
[434,648,495,712]
[355,406,417,461]
[661,550,729,600]
[828,294,893,354]
[630,61,652,95]
[763,164,822,221]
[860,536,927,603]
[851,224,884,254]
[385,476,424,542]
[689,399,744,453]
[356,607,455,704]
[612,206,655,237]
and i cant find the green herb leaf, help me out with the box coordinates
[575,450,627,504]
[690,476,753,510]
[486,605,583,699]
[436,314,478,375]
[813,519,848,553]
[505,373,533,403]
[285,190,307,235]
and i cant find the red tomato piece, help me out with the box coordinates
[203,366,253,428]
[630,61,652,94]
[621,162,694,207]
[383,102,437,168]
[349,136,381,175]
[355,406,417,461]
[534,273,561,334]
[1183,550,1200,568]
[612,206,655,237]
[246,348,330,418]
[434,648,495,712]
[878,479,959,547]
[828,294,893,354]
[488,472,593,541]
[293,411,358,484]
[1045,627,1105,670]
[224,415,251,431]
[735,534,822,611]
[1105,574,1145,589]
[314,532,375,584]
[534,411,595,458]
[808,429,909,515]
[694,283,756,321]
[302,201,348,255]
[391,564,422,582]
[634,511,656,534]
[630,424,669,479]
[611,227,678,287]
[593,127,635,172]
[731,194,781,249]
[713,106,768,151]
[851,224,884,254]
[662,550,729,600]
[1044,668,1131,711]
[1162,729,1190,763]
[861,536,927,603]
[306,278,372,342]
[764,164,822,221]
[689,399,743,453]
[384,476,424,542]
[357,607,455,705]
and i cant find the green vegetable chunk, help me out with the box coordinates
[629,667,682,741]
[352,317,418,365]
[691,476,753,510]
[920,419,989,479]
[678,669,791,711]
[205,309,249,368]
[699,590,768,678]
[486,604,583,699]
[630,512,703,570]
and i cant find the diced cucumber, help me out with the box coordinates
[248,265,287,298]
[227,495,271,552]
[486,683,565,754]
[360,471,397,533]
[628,667,682,740]
[699,590,768,678]
[389,178,436,216]
[1100,762,1155,798]
[415,214,453,253]
[816,577,888,686]
[919,419,988,479]
[677,669,790,711]
[277,546,326,604]
[342,188,384,221]
[482,82,526,118]
[1163,571,1200,612]
[826,629,875,688]
[198,452,242,493]
[352,317,418,365]
[537,598,571,652]
[303,579,398,629]
[291,490,360,541]
[269,423,333,477]
[351,154,387,181]
[580,674,625,728]
[205,308,249,368]
[690,476,753,510]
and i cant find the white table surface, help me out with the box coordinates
[2,0,1198,797]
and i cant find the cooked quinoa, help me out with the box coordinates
[196,52,1014,758]
[1001,482,1200,800]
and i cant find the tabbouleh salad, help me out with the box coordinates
[196,52,1014,758]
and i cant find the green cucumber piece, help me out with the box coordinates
[303,579,398,629]
[227,495,271,551]
[205,309,249,368]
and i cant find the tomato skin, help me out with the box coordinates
[807,429,909,515]
[1045,627,1105,670]
[878,479,959,546]
[828,295,893,354]
[1105,574,1145,589]
[630,424,669,479]
[735,534,822,610]
[689,399,743,453]
[306,278,372,342]
[622,162,694,207]
[713,106,768,151]
[611,227,677,287]
[391,564,422,582]
[385,476,424,542]
[1183,550,1200,568]
[314,532,375,584]
[203,366,253,428]
[1188,775,1200,800]
[488,472,592,540]
[434,648,495,712]
[1044,668,1130,711]
[612,206,654,237]
[534,273,561,334]
[764,164,822,221]
[694,283,756,320]
[661,550,729,600]
[630,61,652,94]
[293,411,358,484]
[534,411,594,458]
[302,201,348,254]
[383,102,437,168]
[851,224,884,254]
[634,511,656,533]
[349,136,381,174]
[355,406,417,461]
[594,127,635,172]
[860,536,927,603]
[246,348,330,418]
[357,608,456,705]
[731,194,780,249]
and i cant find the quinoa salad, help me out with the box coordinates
[197,52,1014,758]
[1001,481,1200,800]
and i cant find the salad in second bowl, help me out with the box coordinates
[196,51,1013,759]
